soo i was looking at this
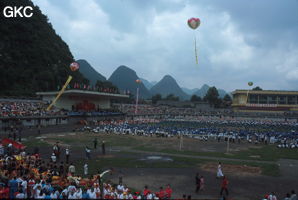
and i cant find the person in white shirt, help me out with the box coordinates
[75,188,82,199]
[117,184,124,192]
[94,185,101,198]
[15,189,25,199]
[217,162,224,178]
[66,148,70,163]
[68,191,76,199]
[87,188,97,199]
[33,185,42,199]
[36,190,45,199]
[84,163,88,176]
[50,191,58,199]
[21,178,28,198]
[146,191,153,200]
[67,184,76,194]
[68,163,76,175]
[51,153,57,163]
[61,188,68,197]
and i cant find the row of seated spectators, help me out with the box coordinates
[0,100,66,118]
[115,104,298,119]
[68,109,123,117]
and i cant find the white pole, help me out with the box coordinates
[135,87,139,114]
[179,132,184,151]
[227,135,230,153]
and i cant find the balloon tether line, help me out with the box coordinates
[194,36,198,65]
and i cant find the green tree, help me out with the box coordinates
[152,94,162,104]
[0,0,89,96]
[190,95,202,102]
[223,94,232,102]
[252,86,262,91]
[165,94,179,101]
[222,94,232,108]
[204,86,219,107]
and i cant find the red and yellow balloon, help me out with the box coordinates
[187,17,201,65]
[70,62,80,72]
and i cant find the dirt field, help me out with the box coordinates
[21,131,298,200]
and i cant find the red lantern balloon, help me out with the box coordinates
[70,62,79,72]
[187,18,200,30]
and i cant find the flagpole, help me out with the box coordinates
[135,87,139,114]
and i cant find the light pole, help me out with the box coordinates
[246,81,253,105]
[135,79,141,115]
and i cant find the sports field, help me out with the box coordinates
[23,131,298,200]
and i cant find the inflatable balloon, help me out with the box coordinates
[187,18,200,30]
[248,82,253,86]
[70,62,80,72]
[187,17,201,65]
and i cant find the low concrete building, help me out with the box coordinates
[36,89,129,111]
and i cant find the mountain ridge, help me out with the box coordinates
[76,59,106,85]
[150,75,189,100]
[108,65,151,98]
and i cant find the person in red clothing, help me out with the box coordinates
[143,185,149,197]
[158,187,165,199]
[165,184,172,199]
[220,176,229,196]
[0,184,9,199]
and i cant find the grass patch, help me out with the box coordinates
[133,145,298,162]
[46,133,139,147]
[23,138,50,148]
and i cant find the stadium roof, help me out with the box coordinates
[36,89,129,99]
[232,90,298,95]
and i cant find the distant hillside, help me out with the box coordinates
[194,84,227,98]
[218,89,229,98]
[194,84,210,98]
[182,87,200,95]
[76,59,106,85]
[150,75,189,100]
[140,78,156,90]
[108,66,151,98]
[0,0,89,96]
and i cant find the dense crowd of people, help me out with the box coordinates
[0,100,65,117]
[0,142,173,199]
[116,103,298,118]
[89,118,298,148]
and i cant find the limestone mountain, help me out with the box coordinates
[108,66,151,98]
[150,75,189,100]
[76,59,106,85]
[0,0,89,96]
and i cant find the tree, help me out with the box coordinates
[191,95,202,102]
[252,86,262,91]
[223,94,232,108]
[165,94,179,101]
[152,94,162,104]
[223,94,232,102]
[204,86,219,107]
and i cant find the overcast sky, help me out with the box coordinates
[32,0,298,91]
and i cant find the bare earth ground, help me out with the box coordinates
[19,130,298,200]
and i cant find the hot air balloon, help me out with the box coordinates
[70,62,80,72]
[248,82,253,86]
[188,18,200,29]
[187,17,201,65]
